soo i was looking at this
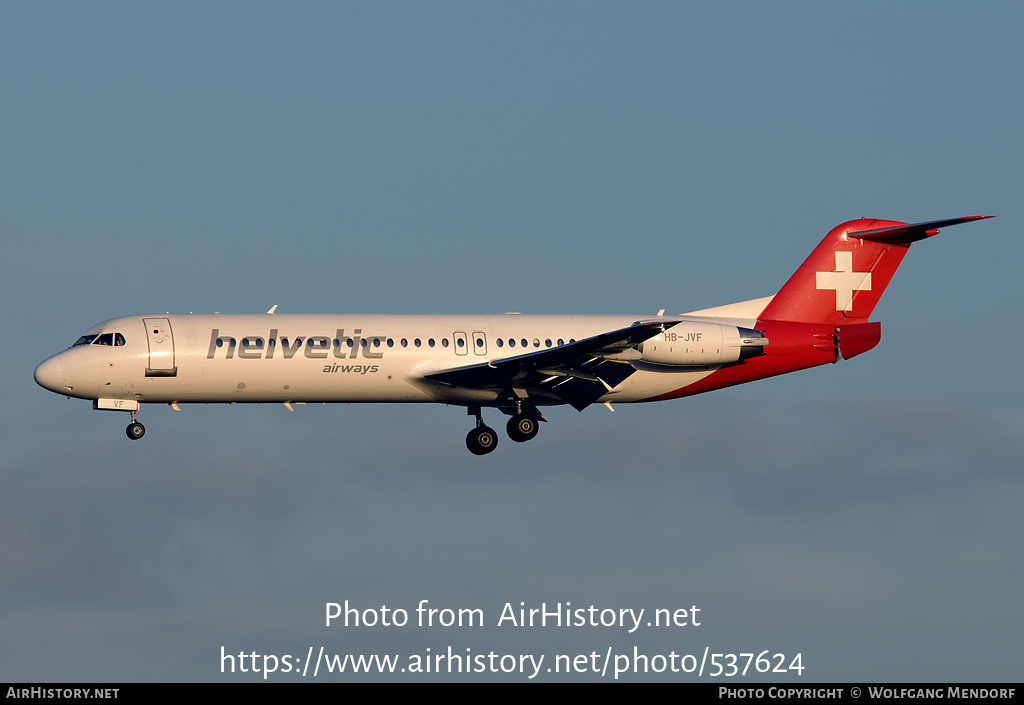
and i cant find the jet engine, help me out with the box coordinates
[639,322,768,366]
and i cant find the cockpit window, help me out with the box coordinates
[72,332,125,347]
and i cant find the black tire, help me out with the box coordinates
[507,414,539,443]
[126,422,146,440]
[466,426,498,455]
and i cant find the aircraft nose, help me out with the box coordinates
[34,356,66,393]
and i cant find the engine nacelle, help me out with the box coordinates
[640,322,768,367]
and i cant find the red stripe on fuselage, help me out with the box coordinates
[641,319,837,402]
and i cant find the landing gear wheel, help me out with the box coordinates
[126,422,146,440]
[507,414,539,443]
[466,426,498,455]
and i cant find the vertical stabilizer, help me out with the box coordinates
[757,216,991,325]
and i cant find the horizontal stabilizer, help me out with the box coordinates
[837,321,881,360]
[850,216,993,245]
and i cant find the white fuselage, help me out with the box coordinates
[38,312,762,408]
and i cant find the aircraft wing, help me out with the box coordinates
[423,320,667,410]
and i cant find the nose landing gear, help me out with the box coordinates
[125,410,145,441]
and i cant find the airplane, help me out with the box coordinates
[34,215,992,455]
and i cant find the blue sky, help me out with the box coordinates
[2,2,1021,681]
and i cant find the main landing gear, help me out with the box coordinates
[466,407,498,456]
[125,410,145,441]
[465,406,542,455]
[506,413,539,443]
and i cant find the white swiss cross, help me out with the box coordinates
[816,251,871,311]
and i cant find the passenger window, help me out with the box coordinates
[496,339,504,348]
[545,339,552,347]
[415,339,421,347]
[442,338,449,348]
[521,339,527,347]
[533,338,540,348]
[428,338,435,347]
[401,339,408,347]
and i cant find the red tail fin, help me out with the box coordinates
[758,216,992,325]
